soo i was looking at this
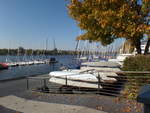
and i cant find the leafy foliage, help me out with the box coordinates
[67,0,150,53]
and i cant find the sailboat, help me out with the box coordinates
[49,64,119,90]
[49,71,102,89]
[108,41,134,65]
[45,38,58,64]
[49,41,120,90]
[5,47,17,67]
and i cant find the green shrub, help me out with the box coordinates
[122,55,150,71]
[121,55,150,99]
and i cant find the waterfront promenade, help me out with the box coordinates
[0,74,143,113]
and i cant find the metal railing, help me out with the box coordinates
[26,71,150,96]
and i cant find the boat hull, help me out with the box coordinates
[49,77,101,89]
[0,63,8,70]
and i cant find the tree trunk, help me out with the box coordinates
[134,39,141,54]
[144,39,150,55]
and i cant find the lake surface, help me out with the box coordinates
[0,55,76,80]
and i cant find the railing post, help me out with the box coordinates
[98,73,101,93]
[65,76,68,86]
[26,78,29,90]
[43,79,47,88]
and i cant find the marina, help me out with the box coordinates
[0,43,148,113]
[0,55,73,81]
[0,0,149,113]
[5,57,58,67]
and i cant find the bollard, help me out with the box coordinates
[137,85,150,113]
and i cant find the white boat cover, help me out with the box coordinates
[49,61,121,88]
[80,66,120,72]
[49,70,117,87]
[49,73,101,89]
[49,71,78,77]
[81,61,120,67]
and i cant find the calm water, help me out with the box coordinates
[0,55,76,80]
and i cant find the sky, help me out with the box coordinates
[0,0,80,50]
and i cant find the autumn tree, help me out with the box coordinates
[67,0,150,54]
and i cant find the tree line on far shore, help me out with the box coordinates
[0,46,118,56]
[0,47,78,55]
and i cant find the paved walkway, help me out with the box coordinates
[0,95,107,113]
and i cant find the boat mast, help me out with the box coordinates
[6,47,10,63]
[45,38,48,59]
[53,38,56,50]
[75,40,80,59]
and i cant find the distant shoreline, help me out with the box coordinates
[0,48,78,55]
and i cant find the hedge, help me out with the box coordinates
[121,55,150,99]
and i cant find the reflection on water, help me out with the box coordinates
[0,55,76,80]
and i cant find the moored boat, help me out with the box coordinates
[49,61,119,90]
[0,63,8,70]
[49,71,102,89]
[108,53,133,65]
